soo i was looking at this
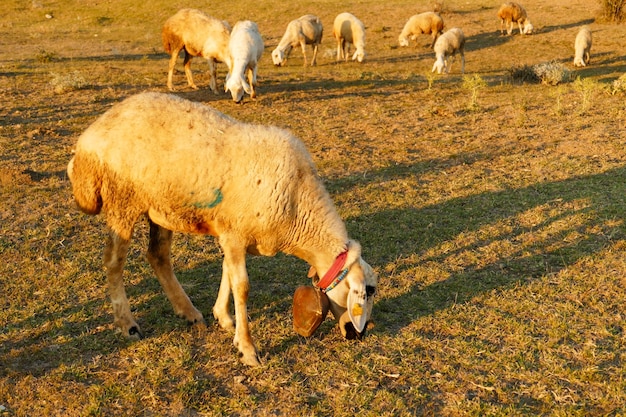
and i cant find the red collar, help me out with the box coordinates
[317,250,348,292]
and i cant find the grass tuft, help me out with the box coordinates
[49,71,88,94]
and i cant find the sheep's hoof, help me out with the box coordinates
[127,325,144,340]
[240,350,262,367]
[213,311,235,331]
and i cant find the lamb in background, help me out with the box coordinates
[224,20,264,103]
[162,8,231,93]
[67,92,378,367]
[573,26,592,67]
[432,27,466,74]
[497,2,533,35]
[332,12,366,63]
[398,12,444,49]
[272,14,323,66]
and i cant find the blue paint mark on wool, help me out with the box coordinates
[192,188,223,209]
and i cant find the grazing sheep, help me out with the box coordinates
[67,92,378,367]
[432,27,466,74]
[162,8,231,93]
[224,20,264,103]
[332,12,366,63]
[497,2,533,35]
[398,12,444,49]
[272,14,323,67]
[573,26,592,67]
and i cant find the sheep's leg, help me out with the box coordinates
[247,67,257,99]
[167,49,181,91]
[300,40,308,66]
[310,43,319,66]
[221,239,260,366]
[213,267,235,330]
[104,230,143,339]
[183,51,198,90]
[207,58,218,94]
[336,39,342,62]
[517,21,523,35]
[460,50,465,74]
[146,221,205,328]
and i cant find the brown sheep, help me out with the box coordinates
[497,2,533,35]
[162,8,231,93]
[398,12,445,49]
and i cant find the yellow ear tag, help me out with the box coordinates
[352,303,363,317]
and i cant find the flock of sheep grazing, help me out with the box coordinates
[161,2,594,98]
[67,2,594,366]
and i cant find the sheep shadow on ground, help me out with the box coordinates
[5,162,625,376]
[350,165,626,334]
[538,18,595,35]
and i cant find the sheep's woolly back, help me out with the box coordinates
[399,12,444,46]
[162,8,230,63]
[333,12,366,61]
[434,27,465,56]
[276,15,323,52]
[225,20,264,101]
[574,26,592,67]
[67,93,348,257]
[497,2,527,23]
[333,13,366,48]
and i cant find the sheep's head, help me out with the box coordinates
[432,56,446,74]
[271,48,285,66]
[398,34,410,47]
[224,74,251,103]
[309,240,378,339]
[352,49,366,63]
[523,21,533,34]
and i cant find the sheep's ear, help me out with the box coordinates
[307,266,318,279]
[242,80,252,95]
[347,284,368,333]
[345,240,361,267]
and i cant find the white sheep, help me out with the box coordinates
[271,14,323,67]
[432,27,466,74]
[398,12,444,49]
[497,2,533,35]
[162,8,231,93]
[332,12,366,63]
[224,20,264,103]
[67,92,378,367]
[573,26,592,67]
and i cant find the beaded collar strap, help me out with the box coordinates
[317,250,349,294]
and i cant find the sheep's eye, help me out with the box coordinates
[366,285,376,297]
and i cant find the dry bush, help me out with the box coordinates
[597,0,626,22]
[611,73,626,94]
[509,61,571,85]
[49,71,88,94]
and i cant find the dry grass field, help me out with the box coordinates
[2,0,626,415]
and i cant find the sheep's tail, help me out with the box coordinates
[67,153,103,215]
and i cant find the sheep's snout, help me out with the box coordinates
[271,50,284,66]
[339,310,368,340]
[352,51,365,63]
